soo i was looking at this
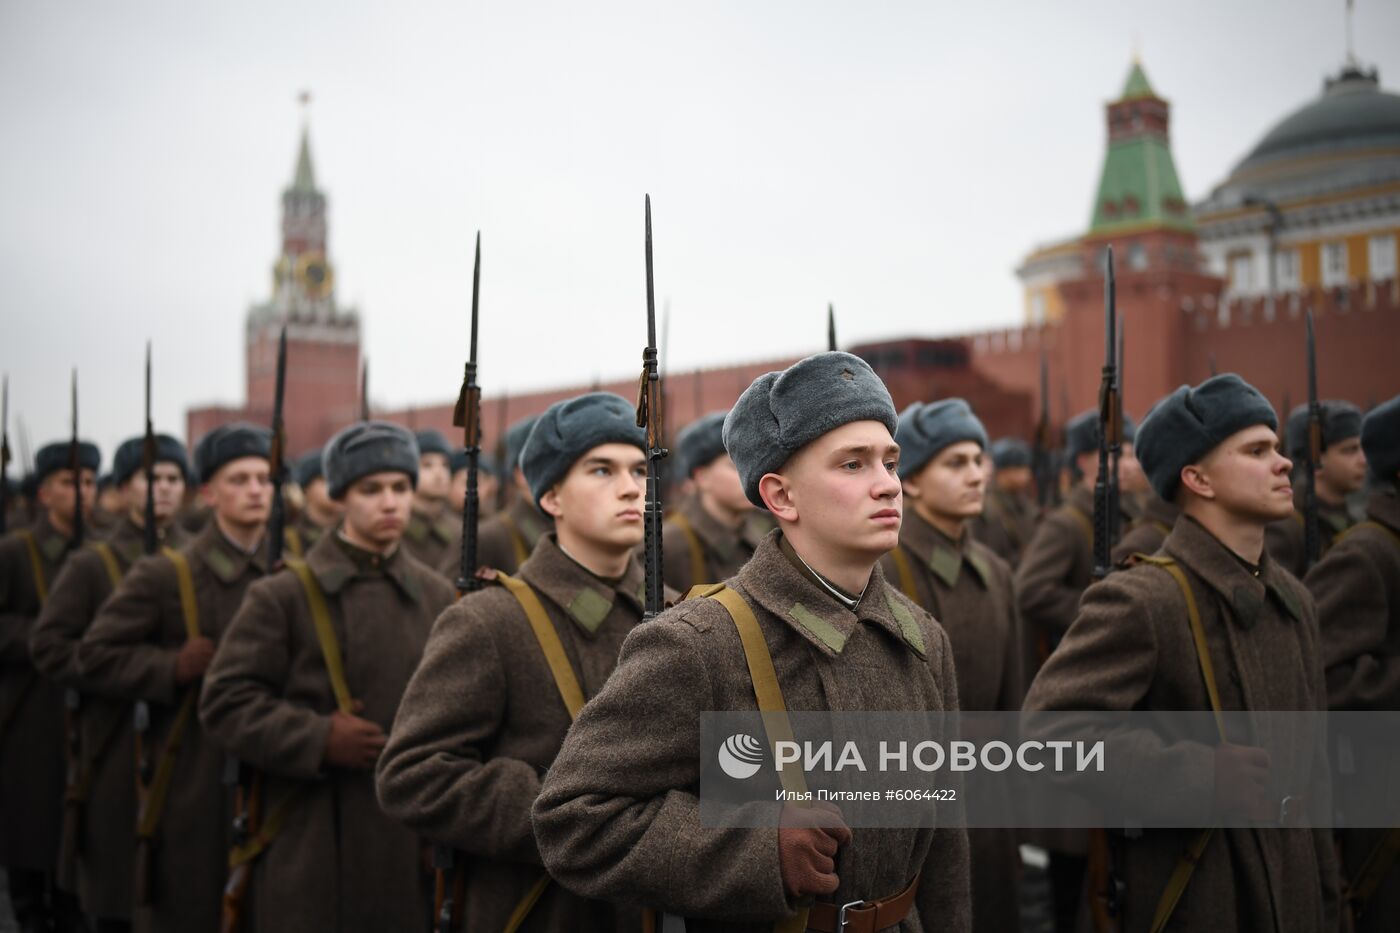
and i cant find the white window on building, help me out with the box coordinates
[1321,241,1349,287]
[1030,292,1047,327]
[1229,252,1254,292]
[1274,249,1301,291]
[1369,234,1397,281]
[1128,243,1148,271]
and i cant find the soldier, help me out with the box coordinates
[401,429,461,571]
[1024,373,1339,932]
[660,410,761,592]
[289,446,340,555]
[377,393,658,931]
[94,474,122,532]
[28,434,189,933]
[880,399,1024,932]
[533,352,971,933]
[970,437,1037,567]
[1111,491,1180,566]
[1304,393,1400,930]
[76,423,272,933]
[440,415,554,577]
[0,439,98,933]
[200,422,454,933]
[450,447,499,519]
[1265,401,1366,578]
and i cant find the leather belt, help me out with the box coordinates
[805,872,921,933]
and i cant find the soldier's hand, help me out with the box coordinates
[778,802,852,899]
[324,702,388,770]
[1213,744,1272,821]
[173,637,216,684]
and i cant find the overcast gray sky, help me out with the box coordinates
[3,0,1397,464]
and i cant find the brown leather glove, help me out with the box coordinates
[173,637,216,684]
[323,700,387,770]
[778,802,852,899]
[1213,743,1272,821]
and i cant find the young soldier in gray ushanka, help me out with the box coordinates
[533,352,970,933]
[200,422,455,933]
[880,399,1024,933]
[661,410,762,592]
[29,434,189,932]
[446,414,555,577]
[77,423,273,933]
[401,428,461,573]
[1265,401,1367,578]
[1305,394,1400,931]
[969,437,1037,568]
[290,446,340,557]
[0,439,99,933]
[377,393,659,932]
[1024,374,1340,932]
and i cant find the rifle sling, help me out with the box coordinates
[1134,554,1226,933]
[495,572,586,930]
[889,546,919,603]
[135,547,203,841]
[227,559,355,870]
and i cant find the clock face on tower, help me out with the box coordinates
[295,251,333,299]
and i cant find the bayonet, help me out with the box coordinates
[453,232,484,596]
[266,327,289,569]
[143,343,158,554]
[1,374,9,535]
[1032,352,1053,509]
[1303,311,1321,571]
[1092,247,1121,581]
[828,303,837,352]
[360,359,370,422]
[635,195,667,619]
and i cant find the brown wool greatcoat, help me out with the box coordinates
[29,516,185,919]
[1264,489,1354,580]
[660,495,763,593]
[970,487,1037,568]
[1023,515,1340,933]
[401,505,460,575]
[0,515,74,872]
[199,532,455,933]
[1015,484,1097,649]
[880,509,1023,933]
[76,520,269,933]
[440,496,554,578]
[377,534,651,933]
[1306,490,1400,932]
[1111,495,1181,567]
[533,532,972,933]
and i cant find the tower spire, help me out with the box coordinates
[292,91,315,193]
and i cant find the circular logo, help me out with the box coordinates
[717,733,765,780]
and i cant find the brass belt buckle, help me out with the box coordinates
[837,899,867,931]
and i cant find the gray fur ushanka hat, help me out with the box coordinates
[722,351,898,508]
[519,393,647,506]
[324,421,420,499]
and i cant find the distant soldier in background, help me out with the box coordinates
[660,411,761,593]
[1305,394,1400,931]
[450,447,499,520]
[290,446,340,555]
[1,439,99,933]
[1266,401,1366,578]
[970,436,1037,567]
[29,434,189,933]
[402,429,461,572]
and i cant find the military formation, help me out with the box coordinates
[2,221,1399,933]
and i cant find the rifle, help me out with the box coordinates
[636,195,667,620]
[134,344,159,820]
[69,370,85,551]
[222,326,288,932]
[1092,246,1121,582]
[62,370,85,864]
[1112,312,1125,541]
[1032,352,1053,509]
[1302,311,1321,571]
[435,234,484,932]
[827,303,837,352]
[1,374,9,535]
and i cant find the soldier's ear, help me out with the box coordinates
[198,482,218,509]
[758,472,797,523]
[1179,464,1214,501]
[539,486,564,521]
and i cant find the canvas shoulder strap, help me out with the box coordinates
[667,512,709,590]
[17,529,49,604]
[889,545,919,603]
[90,541,123,589]
[1134,553,1225,933]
